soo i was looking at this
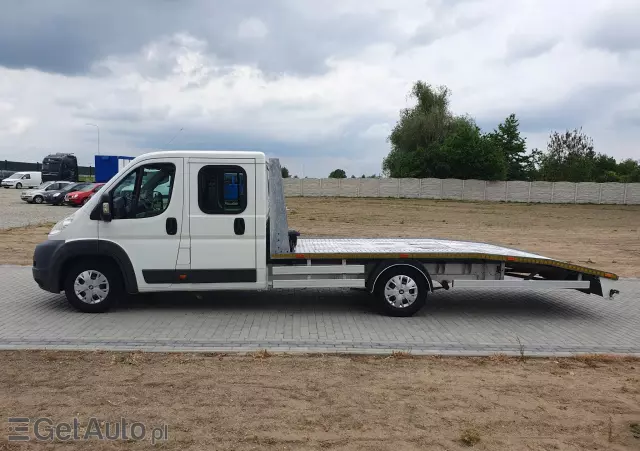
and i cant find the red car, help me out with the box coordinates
[64,183,105,206]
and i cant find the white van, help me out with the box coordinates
[1,171,42,189]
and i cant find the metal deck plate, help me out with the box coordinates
[271,238,618,280]
[295,238,548,259]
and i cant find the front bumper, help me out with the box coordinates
[32,240,66,293]
[20,195,34,202]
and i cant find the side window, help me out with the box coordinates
[111,163,175,220]
[23,174,30,179]
[198,165,247,214]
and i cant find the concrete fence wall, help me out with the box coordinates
[283,178,640,205]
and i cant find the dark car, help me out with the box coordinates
[44,182,91,205]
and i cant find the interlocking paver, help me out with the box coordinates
[0,265,638,355]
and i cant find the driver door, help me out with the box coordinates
[98,158,183,291]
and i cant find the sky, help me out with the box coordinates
[0,0,639,177]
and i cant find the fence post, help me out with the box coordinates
[397,179,400,198]
[574,183,578,203]
[551,182,555,203]
[338,178,342,197]
[483,181,487,201]
[320,178,324,197]
[528,182,532,203]
[377,179,380,197]
[598,184,602,204]
[623,183,628,205]
[418,179,422,199]
[461,179,465,200]
[504,181,508,202]
[440,179,444,199]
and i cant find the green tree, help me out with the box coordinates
[382,81,508,180]
[281,166,290,178]
[350,174,356,178]
[383,82,454,178]
[328,169,347,178]
[538,128,596,182]
[617,159,640,182]
[440,117,507,180]
[488,114,530,180]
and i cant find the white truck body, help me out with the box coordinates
[32,151,620,316]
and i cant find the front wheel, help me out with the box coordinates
[374,266,428,317]
[15,183,22,189]
[64,261,122,313]
[33,195,44,204]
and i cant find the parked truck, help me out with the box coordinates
[42,153,78,183]
[32,151,620,316]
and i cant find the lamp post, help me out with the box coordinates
[85,123,100,155]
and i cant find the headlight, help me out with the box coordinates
[49,214,75,236]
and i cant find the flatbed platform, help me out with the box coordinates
[271,238,618,280]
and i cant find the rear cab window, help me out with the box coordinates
[197,166,247,214]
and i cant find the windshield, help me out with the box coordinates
[62,183,88,193]
[43,162,60,172]
[37,182,53,190]
[80,184,99,192]
[9,173,24,179]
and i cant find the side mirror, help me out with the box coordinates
[100,193,112,222]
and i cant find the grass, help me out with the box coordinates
[459,428,482,446]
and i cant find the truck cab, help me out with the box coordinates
[42,153,79,183]
[33,151,268,310]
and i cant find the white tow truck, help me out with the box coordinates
[32,151,620,316]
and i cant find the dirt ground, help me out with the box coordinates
[2,198,640,276]
[0,223,55,266]
[0,352,638,450]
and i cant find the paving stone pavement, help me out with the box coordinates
[0,265,638,356]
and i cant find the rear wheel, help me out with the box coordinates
[33,195,44,204]
[64,260,122,313]
[374,266,428,317]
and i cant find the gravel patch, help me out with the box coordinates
[0,187,72,229]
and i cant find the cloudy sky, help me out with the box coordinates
[0,0,638,177]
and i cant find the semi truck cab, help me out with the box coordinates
[32,150,620,316]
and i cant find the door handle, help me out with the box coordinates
[166,217,178,235]
[234,218,245,235]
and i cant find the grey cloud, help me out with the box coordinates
[0,0,394,76]
[505,36,557,62]
[582,4,640,53]
[476,82,636,136]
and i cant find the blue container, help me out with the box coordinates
[94,155,134,182]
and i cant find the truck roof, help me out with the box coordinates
[135,150,266,163]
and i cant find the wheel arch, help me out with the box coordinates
[54,240,138,294]
[367,260,433,294]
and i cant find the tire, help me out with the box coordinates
[373,266,428,317]
[63,260,122,313]
[33,195,43,204]
[15,183,22,189]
